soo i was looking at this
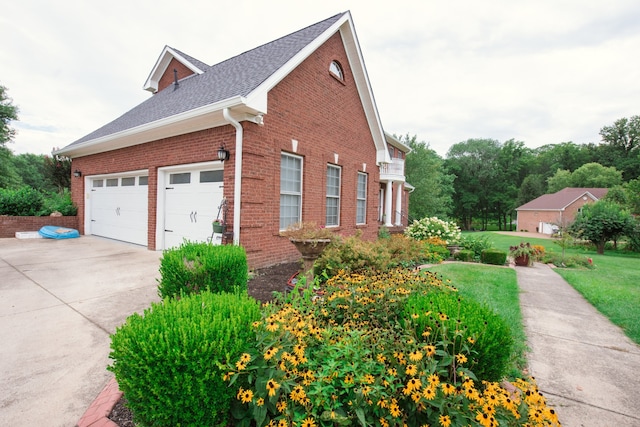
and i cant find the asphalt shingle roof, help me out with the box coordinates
[516,187,609,210]
[69,12,345,146]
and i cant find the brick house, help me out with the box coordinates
[515,187,608,234]
[55,12,410,269]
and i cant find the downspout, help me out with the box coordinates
[223,108,242,245]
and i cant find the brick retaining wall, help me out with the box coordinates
[0,216,79,238]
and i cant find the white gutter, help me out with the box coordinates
[223,108,243,245]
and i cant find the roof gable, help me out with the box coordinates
[57,12,390,162]
[516,187,609,211]
[143,46,208,93]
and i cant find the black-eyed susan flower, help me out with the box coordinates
[239,388,253,404]
[409,350,423,362]
[264,346,279,360]
[266,379,280,396]
[439,414,452,427]
[300,417,316,427]
[276,400,287,413]
[455,353,468,364]
[405,364,418,376]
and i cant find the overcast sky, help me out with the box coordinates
[2,0,639,157]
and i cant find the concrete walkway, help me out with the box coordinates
[517,263,640,426]
[0,237,161,427]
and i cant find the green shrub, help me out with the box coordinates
[109,291,261,427]
[454,249,474,262]
[158,241,248,299]
[40,189,77,215]
[481,248,507,265]
[0,186,44,215]
[460,234,492,257]
[424,242,451,263]
[404,290,514,382]
[315,234,392,278]
[386,234,432,267]
[540,252,595,269]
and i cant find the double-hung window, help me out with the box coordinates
[356,172,367,224]
[280,153,303,230]
[326,165,341,226]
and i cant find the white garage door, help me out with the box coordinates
[89,174,148,246]
[162,168,225,249]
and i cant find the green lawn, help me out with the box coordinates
[460,232,640,344]
[426,263,527,378]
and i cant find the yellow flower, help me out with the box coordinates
[239,388,253,404]
[301,417,316,427]
[277,420,288,427]
[439,414,452,427]
[376,353,387,363]
[363,374,375,384]
[264,347,279,360]
[423,385,436,400]
[424,345,436,357]
[239,353,251,363]
[405,364,418,376]
[455,353,468,364]
[235,361,246,370]
[276,400,287,413]
[441,383,456,395]
[409,350,423,362]
[438,312,449,321]
[266,321,279,332]
[256,397,264,406]
[267,379,281,397]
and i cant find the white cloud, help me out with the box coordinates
[2,0,639,157]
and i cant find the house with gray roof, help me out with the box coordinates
[515,187,608,234]
[55,11,410,269]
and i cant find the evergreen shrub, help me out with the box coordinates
[0,186,43,215]
[108,291,261,427]
[454,249,474,262]
[481,249,507,265]
[158,241,248,299]
[404,290,514,382]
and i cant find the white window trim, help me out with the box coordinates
[356,172,367,225]
[280,152,304,231]
[326,164,341,227]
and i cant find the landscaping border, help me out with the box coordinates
[0,215,78,238]
[76,377,122,427]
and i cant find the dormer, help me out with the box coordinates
[143,46,207,93]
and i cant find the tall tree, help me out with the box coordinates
[598,115,640,180]
[401,134,454,220]
[547,163,622,192]
[0,84,20,189]
[0,84,18,147]
[445,139,502,230]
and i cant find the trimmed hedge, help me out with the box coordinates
[481,248,507,265]
[404,290,514,382]
[158,241,248,299]
[108,291,261,427]
[454,249,474,262]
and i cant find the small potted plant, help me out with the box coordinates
[509,242,536,267]
[212,218,225,233]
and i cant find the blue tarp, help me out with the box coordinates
[38,225,80,239]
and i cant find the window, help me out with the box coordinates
[106,178,118,187]
[92,179,103,188]
[121,177,135,186]
[200,170,223,183]
[170,172,191,184]
[139,176,148,185]
[329,60,344,80]
[356,172,367,224]
[280,153,302,230]
[326,165,341,226]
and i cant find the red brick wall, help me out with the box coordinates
[157,58,196,92]
[516,197,596,233]
[71,32,382,269]
[70,127,235,248]
[0,216,78,238]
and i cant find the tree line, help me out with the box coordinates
[402,115,640,230]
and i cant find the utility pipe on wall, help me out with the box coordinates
[223,108,243,245]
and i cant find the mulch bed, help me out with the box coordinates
[108,261,300,426]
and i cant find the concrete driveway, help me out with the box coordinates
[0,236,161,427]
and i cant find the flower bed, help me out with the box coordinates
[223,268,560,427]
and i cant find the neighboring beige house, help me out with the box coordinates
[516,187,609,234]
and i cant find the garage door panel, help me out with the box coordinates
[90,175,148,246]
[163,170,224,249]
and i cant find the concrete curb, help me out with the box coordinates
[76,377,122,427]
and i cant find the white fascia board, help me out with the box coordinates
[341,15,390,165]
[385,133,412,153]
[56,95,267,158]
[143,46,205,93]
